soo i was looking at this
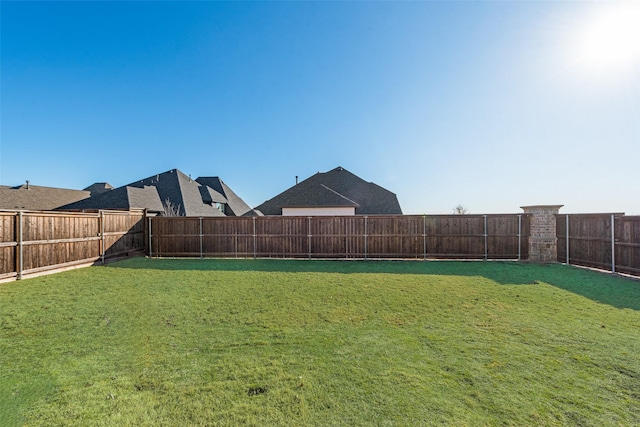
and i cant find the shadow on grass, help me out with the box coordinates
[108,257,640,311]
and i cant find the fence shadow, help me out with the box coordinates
[108,258,640,311]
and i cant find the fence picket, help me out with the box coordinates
[556,213,640,276]
[3,210,639,279]
[149,214,529,261]
[0,209,145,281]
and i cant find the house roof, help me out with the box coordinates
[198,185,227,205]
[255,166,402,215]
[279,184,360,208]
[58,169,250,217]
[84,182,114,197]
[126,186,165,212]
[0,184,90,211]
[241,209,264,217]
[128,169,224,216]
[196,177,253,216]
[56,185,165,212]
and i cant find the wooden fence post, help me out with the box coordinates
[253,216,257,259]
[611,214,616,274]
[423,215,427,260]
[565,214,570,265]
[364,216,368,260]
[100,211,105,264]
[17,211,23,280]
[483,215,488,261]
[517,214,522,262]
[199,217,203,259]
[148,216,153,258]
[307,217,312,259]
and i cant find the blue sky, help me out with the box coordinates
[1,1,639,214]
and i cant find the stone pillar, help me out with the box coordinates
[521,205,563,263]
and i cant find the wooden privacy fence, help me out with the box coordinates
[557,214,640,276]
[149,214,530,260]
[0,210,146,281]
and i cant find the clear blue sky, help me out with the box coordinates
[1,1,639,214]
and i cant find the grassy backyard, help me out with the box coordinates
[1,258,639,426]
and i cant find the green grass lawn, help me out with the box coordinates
[1,258,639,426]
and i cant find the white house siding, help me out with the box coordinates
[282,207,356,216]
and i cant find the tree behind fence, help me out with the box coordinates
[150,214,530,260]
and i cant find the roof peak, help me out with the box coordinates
[327,166,347,173]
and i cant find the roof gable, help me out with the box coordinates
[196,177,253,216]
[255,166,402,215]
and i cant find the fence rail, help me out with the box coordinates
[149,214,530,260]
[4,209,639,279]
[556,214,640,276]
[0,210,146,281]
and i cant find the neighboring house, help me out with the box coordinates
[0,182,90,211]
[58,169,254,217]
[255,166,402,216]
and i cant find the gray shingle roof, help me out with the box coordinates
[279,184,360,208]
[242,209,264,217]
[58,169,250,217]
[56,185,164,212]
[0,184,90,211]
[126,186,165,212]
[255,166,402,215]
[198,185,227,204]
[196,177,253,216]
[84,182,114,197]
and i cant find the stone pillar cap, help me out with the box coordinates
[520,204,564,211]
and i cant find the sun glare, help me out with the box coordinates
[570,2,640,74]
